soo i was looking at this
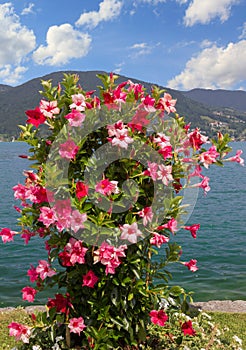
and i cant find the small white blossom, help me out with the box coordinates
[32,346,42,350]
[202,312,212,320]
[216,328,221,336]
[207,321,215,328]
[233,335,242,345]
[52,344,61,350]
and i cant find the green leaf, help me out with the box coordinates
[169,285,185,297]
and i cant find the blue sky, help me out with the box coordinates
[0,0,246,90]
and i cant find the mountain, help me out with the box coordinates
[182,88,246,112]
[0,70,245,141]
[0,84,13,92]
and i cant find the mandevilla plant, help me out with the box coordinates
[0,73,244,350]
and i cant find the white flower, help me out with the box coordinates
[52,344,61,350]
[201,312,212,320]
[207,321,215,328]
[216,328,221,336]
[55,336,64,342]
[32,346,42,350]
[233,335,243,345]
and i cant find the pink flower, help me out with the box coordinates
[94,242,127,275]
[38,206,57,227]
[110,128,134,149]
[158,145,173,160]
[53,199,72,231]
[227,149,244,166]
[107,120,125,136]
[59,140,79,160]
[21,230,35,244]
[150,233,169,248]
[127,80,144,100]
[95,179,119,196]
[68,317,86,335]
[70,93,86,111]
[120,222,143,244]
[0,228,16,243]
[22,286,37,302]
[184,224,200,238]
[31,185,54,204]
[149,309,168,326]
[144,161,159,181]
[158,218,178,234]
[82,270,99,288]
[183,259,198,272]
[128,110,150,132]
[188,165,203,179]
[64,109,85,127]
[199,145,219,168]
[138,207,153,226]
[70,210,87,233]
[36,260,56,280]
[27,264,39,282]
[181,320,196,336]
[188,128,208,150]
[39,99,60,118]
[8,322,31,343]
[13,183,33,203]
[140,94,156,112]
[59,238,88,266]
[156,93,177,114]
[197,176,211,194]
[157,164,173,186]
[153,133,171,149]
[23,170,39,184]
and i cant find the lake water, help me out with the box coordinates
[0,141,245,307]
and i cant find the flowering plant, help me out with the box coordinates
[0,73,244,349]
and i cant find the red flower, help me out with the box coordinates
[181,320,196,336]
[149,309,168,326]
[47,293,72,315]
[183,259,198,272]
[76,181,89,199]
[184,224,200,239]
[26,107,46,127]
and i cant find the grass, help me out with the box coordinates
[0,308,245,349]
[208,311,246,347]
[0,308,31,350]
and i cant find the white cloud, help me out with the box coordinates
[167,40,246,90]
[21,3,35,15]
[114,61,125,74]
[0,2,36,84]
[0,65,27,85]
[129,42,152,58]
[184,0,240,27]
[239,22,246,39]
[32,24,91,66]
[200,39,214,48]
[76,0,122,28]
